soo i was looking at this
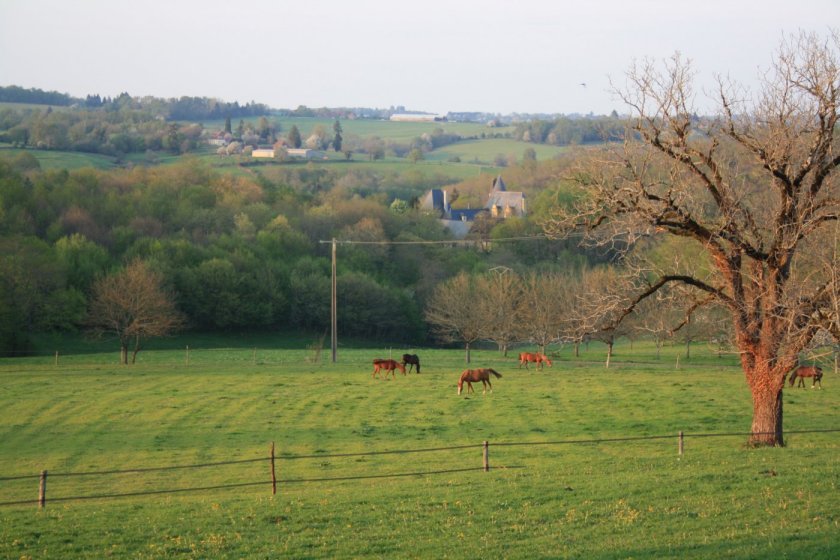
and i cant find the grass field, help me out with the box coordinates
[203,116,514,145]
[0,146,120,170]
[0,338,837,559]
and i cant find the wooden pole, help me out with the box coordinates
[38,470,47,509]
[483,441,490,472]
[331,238,337,363]
[678,431,684,456]
[270,442,277,495]
[186,345,190,367]
[54,351,58,366]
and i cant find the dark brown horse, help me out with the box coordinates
[457,368,502,395]
[401,354,421,373]
[788,365,823,389]
[372,359,406,379]
[518,352,552,370]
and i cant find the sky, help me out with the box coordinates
[1,0,837,116]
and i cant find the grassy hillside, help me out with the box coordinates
[208,116,513,144]
[0,146,120,170]
[1,340,837,558]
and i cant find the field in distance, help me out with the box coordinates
[0,340,837,559]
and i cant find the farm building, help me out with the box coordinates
[390,113,447,122]
[421,175,525,238]
[287,148,326,159]
[252,148,275,158]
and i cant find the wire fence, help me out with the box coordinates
[1,428,838,509]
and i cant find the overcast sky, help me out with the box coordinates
[1,0,837,115]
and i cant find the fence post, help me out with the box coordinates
[54,351,58,366]
[186,345,190,367]
[38,470,47,509]
[678,431,684,456]
[483,441,490,472]
[270,442,277,496]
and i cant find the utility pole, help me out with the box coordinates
[331,238,337,363]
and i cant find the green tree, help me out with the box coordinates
[407,148,424,163]
[288,125,302,149]
[333,119,343,152]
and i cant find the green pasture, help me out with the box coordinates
[0,337,837,559]
[202,116,513,144]
[0,146,119,170]
[424,138,569,164]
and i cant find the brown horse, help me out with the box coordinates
[401,354,421,373]
[457,368,502,395]
[518,352,552,370]
[788,365,823,389]
[372,359,406,379]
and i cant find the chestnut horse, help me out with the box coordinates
[372,359,406,379]
[457,368,502,395]
[401,354,421,373]
[518,352,552,370]
[788,365,823,389]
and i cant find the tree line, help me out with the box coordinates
[0,154,596,356]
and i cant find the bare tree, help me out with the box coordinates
[425,272,485,363]
[519,272,573,355]
[476,268,524,356]
[544,32,840,446]
[571,267,637,368]
[87,259,185,364]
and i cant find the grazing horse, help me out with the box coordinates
[457,368,502,395]
[788,365,823,389]
[518,352,552,370]
[401,353,421,373]
[372,359,406,379]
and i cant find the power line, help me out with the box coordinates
[318,234,554,246]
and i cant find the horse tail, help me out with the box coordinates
[488,368,502,378]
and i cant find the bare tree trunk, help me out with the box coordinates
[465,342,471,364]
[131,335,141,364]
[120,344,128,365]
[605,341,613,369]
[748,381,785,447]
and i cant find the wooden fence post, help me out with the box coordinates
[54,351,58,366]
[38,470,47,509]
[270,442,277,495]
[483,441,489,472]
[678,431,684,456]
[185,345,190,367]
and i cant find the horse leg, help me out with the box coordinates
[487,379,492,393]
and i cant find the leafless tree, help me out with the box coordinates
[544,32,840,446]
[476,268,524,356]
[424,272,485,363]
[519,272,574,355]
[87,259,185,364]
[571,266,637,368]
